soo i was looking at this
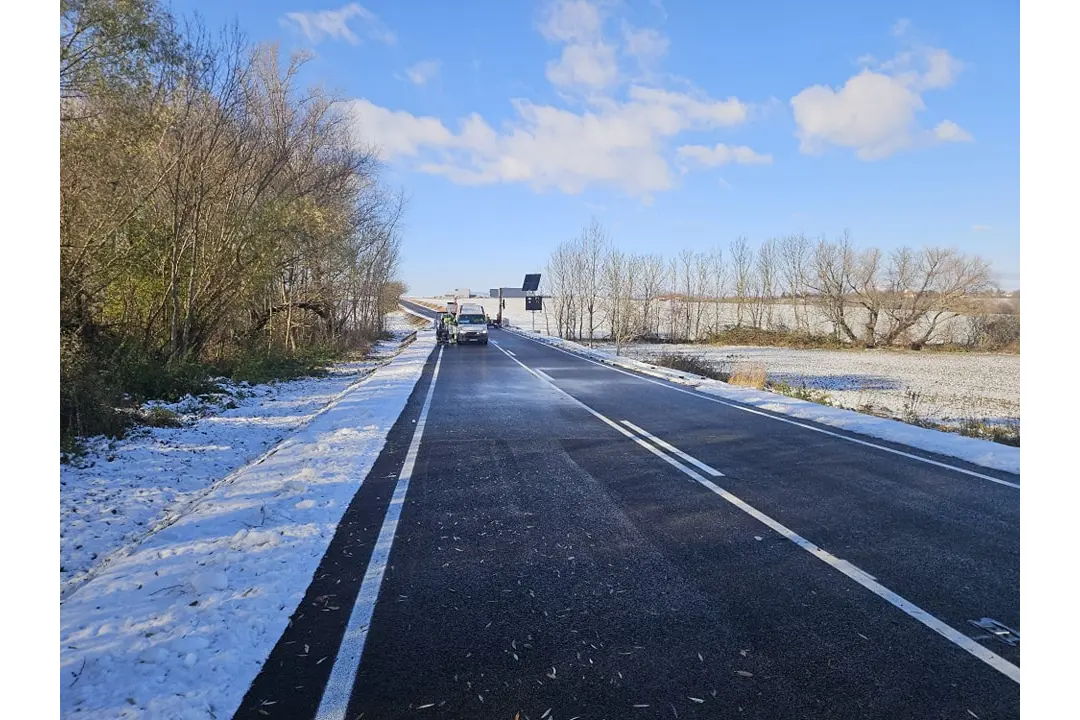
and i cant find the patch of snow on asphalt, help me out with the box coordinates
[60,330,435,720]
[505,326,1019,475]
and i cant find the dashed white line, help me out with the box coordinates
[315,346,444,720]
[621,420,724,477]
[492,342,1021,685]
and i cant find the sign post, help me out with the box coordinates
[522,274,542,333]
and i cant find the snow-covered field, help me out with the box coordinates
[503,326,1020,474]
[60,313,431,719]
[605,343,1020,427]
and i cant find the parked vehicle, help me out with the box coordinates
[454,309,489,345]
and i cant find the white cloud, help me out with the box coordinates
[281,3,395,45]
[792,70,925,160]
[622,24,669,61]
[405,60,441,86]
[346,0,765,197]
[346,85,753,196]
[891,18,911,37]
[676,143,772,167]
[972,224,992,232]
[546,42,619,90]
[538,0,605,43]
[934,119,974,143]
[347,100,453,156]
[790,25,969,160]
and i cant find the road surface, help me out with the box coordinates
[233,300,1019,720]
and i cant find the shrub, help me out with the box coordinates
[966,314,1020,351]
[728,362,767,389]
[652,352,730,381]
[143,407,183,428]
[766,379,833,405]
[704,326,845,350]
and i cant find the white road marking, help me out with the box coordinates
[621,420,724,476]
[315,347,444,720]
[492,343,1021,685]
[507,332,1019,489]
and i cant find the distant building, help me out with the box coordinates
[444,288,472,298]
[489,287,528,298]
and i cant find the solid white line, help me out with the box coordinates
[506,331,1019,489]
[621,420,724,477]
[491,343,1021,685]
[315,347,444,720]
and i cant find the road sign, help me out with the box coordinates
[525,296,543,311]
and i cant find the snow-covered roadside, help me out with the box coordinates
[60,331,436,720]
[503,326,1020,475]
[61,312,419,598]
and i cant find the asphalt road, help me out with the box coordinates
[234,301,1020,720]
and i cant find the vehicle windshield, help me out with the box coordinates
[459,314,486,324]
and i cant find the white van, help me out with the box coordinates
[454,305,489,345]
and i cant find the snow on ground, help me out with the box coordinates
[504,326,1020,475]
[60,327,435,720]
[61,313,419,598]
[602,343,1020,427]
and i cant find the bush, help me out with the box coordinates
[60,331,132,442]
[704,326,846,350]
[652,352,731,381]
[966,315,1020,351]
[766,379,833,405]
[223,344,337,385]
[142,407,183,428]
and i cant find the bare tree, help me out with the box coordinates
[603,248,640,354]
[730,236,753,327]
[752,238,778,330]
[779,234,811,332]
[578,219,609,347]
[846,246,884,346]
[637,254,666,339]
[880,247,992,347]
[807,235,859,342]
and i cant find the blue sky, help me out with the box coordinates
[173,0,1019,295]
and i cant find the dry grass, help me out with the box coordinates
[728,362,767,389]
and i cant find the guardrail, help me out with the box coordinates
[400,330,418,348]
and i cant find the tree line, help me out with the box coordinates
[61,0,405,440]
[545,221,1010,353]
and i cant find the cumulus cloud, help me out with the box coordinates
[347,85,756,195]
[347,0,766,197]
[934,119,974,143]
[790,25,970,160]
[676,143,772,167]
[281,3,395,45]
[622,24,670,61]
[546,42,619,90]
[405,59,441,86]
